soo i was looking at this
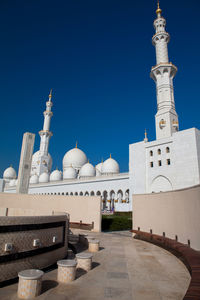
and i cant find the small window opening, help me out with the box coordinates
[167,159,171,165]
[150,162,154,168]
[166,147,170,153]
[158,149,161,155]
[150,150,153,156]
[158,160,162,166]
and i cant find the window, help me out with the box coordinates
[166,147,170,153]
[158,149,161,155]
[167,159,171,165]
[158,160,162,166]
[150,162,153,168]
[150,150,153,156]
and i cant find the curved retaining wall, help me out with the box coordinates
[0,215,69,283]
[132,184,200,250]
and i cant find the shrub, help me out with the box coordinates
[102,215,132,231]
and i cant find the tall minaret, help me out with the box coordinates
[37,90,53,175]
[150,1,179,140]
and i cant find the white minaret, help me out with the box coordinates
[37,90,53,175]
[150,1,179,140]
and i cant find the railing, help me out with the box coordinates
[131,229,200,300]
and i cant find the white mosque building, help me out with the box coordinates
[3,3,200,212]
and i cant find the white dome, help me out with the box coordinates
[9,179,16,187]
[96,162,103,173]
[30,174,39,184]
[31,151,52,175]
[79,162,96,178]
[63,147,87,171]
[50,170,62,182]
[39,172,49,183]
[63,166,77,180]
[102,157,119,174]
[3,166,17,180]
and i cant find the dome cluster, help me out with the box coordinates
[3,146,120,186]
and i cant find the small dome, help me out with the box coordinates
[79,162,96,178]
[63,166,77,180]
[9,179,16,187]
[3,166,17,180]
[102,156,119,175]
[50,169,62,182]
[39,172,49,183]
[96,169,101,177]
[63,147,87,171]
[30,174,39,184]
[96,162,103,173]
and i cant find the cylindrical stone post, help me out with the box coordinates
[88,239,100,252]
[57,260,77,283]
[76,253,93,272]
[18,269,44,299]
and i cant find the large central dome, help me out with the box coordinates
[63,147,87,171]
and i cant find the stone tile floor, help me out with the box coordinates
[0,231,191,300]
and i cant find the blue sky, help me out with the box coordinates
[0,0,199,176]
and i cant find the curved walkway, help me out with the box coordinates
[0,231,190,300]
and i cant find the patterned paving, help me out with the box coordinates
[0,230,191,300]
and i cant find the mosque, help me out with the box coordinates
[2,3,200,212]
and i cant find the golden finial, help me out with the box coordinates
[75,141,78,148]
[88,159,90,163]
[144,129,148,142]
[156,0,162,16]
[110,153,112,158]
[49,89,52,101]
[101,158,103,163]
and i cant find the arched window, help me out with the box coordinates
[85,191,89,196]
[79,192,83,196]
[158,149,161,155]
[70,192,73,195]
[75,192,78,196]
[150,150,153,156]
[90,191,95,196]
[166,147,170,153]
[96,191,101,196]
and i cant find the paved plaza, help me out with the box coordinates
[0,231,190,300]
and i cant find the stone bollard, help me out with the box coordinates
[76,253,93,272]
[18,269,44,299]
[57,259,77,283]
[88,239,100,252]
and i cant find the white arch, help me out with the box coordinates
[151,175,172,193]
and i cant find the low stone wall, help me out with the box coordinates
[0,214,68,282]
[0,192,101,232]
[132,184,200,250]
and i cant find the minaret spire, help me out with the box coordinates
[156,0,162,18]
[150,3,179,140]
[37,91,54,175]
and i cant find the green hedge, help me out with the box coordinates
[102,215,132,231]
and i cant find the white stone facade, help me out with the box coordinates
[130,128,200,194]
